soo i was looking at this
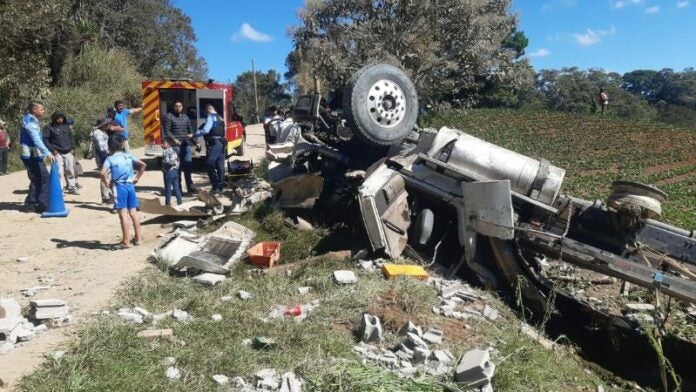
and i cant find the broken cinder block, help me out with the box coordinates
[422,328,443,344]
[455,349,496,388]
[398,321,422,337]
[359,314,383,343]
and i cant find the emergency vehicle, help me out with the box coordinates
[141,80,245,158]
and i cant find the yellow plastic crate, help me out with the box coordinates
[382,264,429,280]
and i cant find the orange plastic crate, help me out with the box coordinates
[247,241,281,268]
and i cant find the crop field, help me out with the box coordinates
[425,109,696,229]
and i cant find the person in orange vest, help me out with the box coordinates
[598,88,609,115]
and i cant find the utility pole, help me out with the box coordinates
[251,59,259,123]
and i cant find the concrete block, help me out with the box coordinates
[166,366,181,380]
[455,349,495,387]
[353,342,378,356]
[439,282,465,299]
[193,273,226,286]
[483,305,499,321]
[395,348,414,361]
[279,371,303,392]
[0,299,22,319]
[238,290,253,300]
[333,270,358,284]
[406,332,429,350]
[137,329,174,341]
[212,374,229,385]
[33,306,69,320]
[359,314,383,343]
[422,328,443,344]
[398,321,422,337]
[432,349,456,364]
[16,327,35,342]
[412,347,430,364]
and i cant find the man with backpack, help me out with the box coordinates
[163,100,197,194]
[194,104,226,196]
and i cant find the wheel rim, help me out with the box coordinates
[366,79,407,129]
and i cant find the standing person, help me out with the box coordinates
[19,101,53,213]
[598,88,609,116]
[163,100,197,194]
[0,120,10,175]
[101,134,146,249]
[113,100,143,152]
[91,117,114,204]
[194,104,226,196]
[42,111,79,195]
[161,136,183,206]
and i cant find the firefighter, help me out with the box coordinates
[194,104,226,196]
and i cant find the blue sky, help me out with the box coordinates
[174,0,695,82]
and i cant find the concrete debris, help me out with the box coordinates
[625,303,655,312]
[20,286,49,297]
[172,309,193,322]
[238,290,253,300]
[483,305,499,321]
[520,323,557,350]
[359,314,383,343]
[597,385,605,392]
[279,371,303,392]
[426,360,450,376]
[51,350,66,359]
[398,321,423,337]
[32,324,48,332]
[297,286,311,294]
[192,272,226,286]
[137,329,174,341]
[161,356,176,366]
[285,216,314,231]
[242,338,253,347]
[412,347,430,364]
[152,311,173,323]
[220,295,234,302]
[166,366,181,381]
[211,314,223,321]
[333,270,358,284]
[626,313,654,325]
[30,299,69,320]
[256,368,279,390]
[432,349,456,364]
[378,349,399,366]
[455,349,496,389]
[133,306,151,320]
[212,374,229,385]
[422,328,443,345]
[353,341,378,356]
[358,260,377,271]
[406,332,429,350]
[117,308,144,324]
[231,376,247,387]
[154,221,256,274]
[395,345,414,361]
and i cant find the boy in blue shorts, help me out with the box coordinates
[101,134,147,248]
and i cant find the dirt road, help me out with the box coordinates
[0,124,266,389]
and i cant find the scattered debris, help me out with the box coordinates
[279,371,303,392]
[482,305,499,321]
[117,308,144,324]
[422,328,443,345]
[192,272,226,286]
[256,368,279,390]
[172,309,193,323]
[398,321,423,337]
[238,290,253,300]
[20,286,49,298]
[382,264,429,280]
[212,374,229,386]
[455,349,496,390]
[166,366,181,381]
[284,216,314,231]
[432,349,455,364]
[264,300,321,323]
[133,306,151,320]
[264,251,352,277]
[30,299,69,320]
[137,329,174,341]
[333,270,358,285]
[211,314,223,322]
[229,178,272,214]
[247,241,281,268]
[220,295,234,302]
[359,314,383,343]
[297,286,311,294]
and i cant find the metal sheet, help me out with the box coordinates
[462,180,514,240]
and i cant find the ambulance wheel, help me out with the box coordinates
[343,64,419,146]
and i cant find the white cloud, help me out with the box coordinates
[528,48,551,58]
[573,26,616,46]
[677,1,689,8]
[231,23,272,43]
[612,0,642,9]
[644,5,660,13]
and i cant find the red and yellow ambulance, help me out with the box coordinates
[141,80,245,158]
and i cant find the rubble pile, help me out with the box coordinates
[431,280,499,322]
[0,298,72,355]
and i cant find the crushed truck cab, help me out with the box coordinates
[141,80,245,158]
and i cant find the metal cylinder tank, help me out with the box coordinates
[426,127,566,205]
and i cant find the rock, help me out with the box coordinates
[483,305,499,321]
[432,349,456,364]
[422,328,443,345]
[0,299,22,319]
[279,371,303,392]
[625,303,655,312]
[359,314,383,343]
[166,366,181,380]
[405,332,429,350]
[211,314,223,321]
[455,349,496,388]
[193,273,226,286]
[333,270,358,284]
[172,309,192,322]
[212,374,229,385]
[137,329,174,341]
[238,290,253,300]
[161,357,176,366]
[297,287,311,294]
[398,321,422,337]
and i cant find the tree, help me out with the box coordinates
[233,70,292,123]
[289,0,522,106]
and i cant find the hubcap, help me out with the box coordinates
[366,79,406,128]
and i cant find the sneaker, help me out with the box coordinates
[67,188,81,195]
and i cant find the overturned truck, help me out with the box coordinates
[267,64,696,388]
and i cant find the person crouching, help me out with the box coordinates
[100,134,146,249]
[161,136,182,206]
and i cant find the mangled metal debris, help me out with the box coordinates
[154,221,255,274]
[229,177,273,214]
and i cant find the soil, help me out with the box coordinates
[0,125,266,389]
[656,170,696,185]
[641,158,696,176]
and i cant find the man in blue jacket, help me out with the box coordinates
[20,101,54,213]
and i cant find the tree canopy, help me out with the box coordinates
[233,70,292,123]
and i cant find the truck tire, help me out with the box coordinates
[343,64,419,146]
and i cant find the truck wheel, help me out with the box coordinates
[343,64,419,146]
